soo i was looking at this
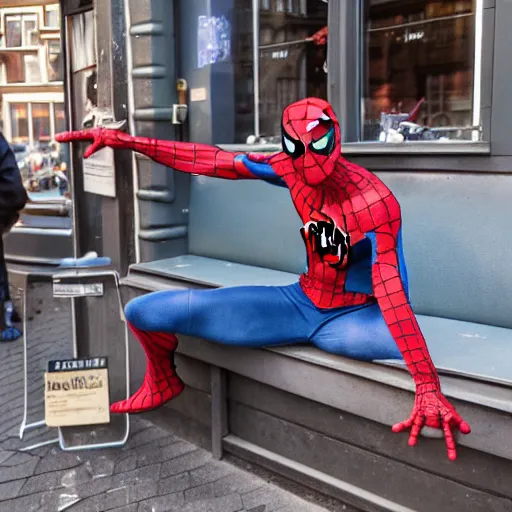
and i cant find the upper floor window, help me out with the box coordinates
[44,5,61,28]
[47,39,63,82]
[5,14,38,48]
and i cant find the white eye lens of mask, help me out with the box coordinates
[312,134,329,150]
[283,135,296,153]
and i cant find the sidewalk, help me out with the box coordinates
[0,333,337,512]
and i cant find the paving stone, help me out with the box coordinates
[137,491,185,511]
[184,481,216,502]
[189,460,234,487]
[0,452,36,467]
[34,449,82,475]
[157,472,191,495]
[0,492,42,512]
[114,454,137,474]
[136,441,196,468]
[241,487,289,512]
[124,427,170,450]
[110,505,138,512]
[129,480,159,502]
[19,471,62,496]
[160,450,210,479]
[0,457,38,483]
[214,472,265,498]
[112,463,161,488]
[168,493,243,512]
[246,506,267,512]
[0,478,25,500]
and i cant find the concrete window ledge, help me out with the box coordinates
[121,255,512,462]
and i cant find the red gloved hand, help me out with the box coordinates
[393,384,471,460]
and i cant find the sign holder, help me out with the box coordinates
[51,268,130,451]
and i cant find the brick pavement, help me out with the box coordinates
[0,283,336,512]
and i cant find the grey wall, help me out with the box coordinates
[128,0,190,262]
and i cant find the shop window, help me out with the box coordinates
[10,103,29,144]
[32,103,51,145]
[360,0,481,143]
[54,103,66,135]
[231,0,327,144]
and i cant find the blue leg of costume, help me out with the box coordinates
[115,283,400,414]
[125,282,401,358]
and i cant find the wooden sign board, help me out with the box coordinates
[45,358,110,427]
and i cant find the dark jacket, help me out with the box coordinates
[0,133,28,232]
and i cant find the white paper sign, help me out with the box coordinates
[53,282,104,298]
[83,147,116,197]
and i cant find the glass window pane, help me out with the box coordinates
[361,0,477,142]
[258,0,328,140]
[10,103,29,144]
[48,40,63,81]
[232,2,255,144]
[45,7,60,28]
[5,17,22,47]
[24,54,41,83]
[32,103,51,145]
[24,19,37,46]
[71,10,97,72]
[54,103,66,134]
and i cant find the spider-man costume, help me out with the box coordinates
[56,97,470,460]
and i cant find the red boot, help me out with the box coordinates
[110,323,185,414]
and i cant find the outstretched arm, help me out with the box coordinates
[56,128,284,182]
[368,221,470,460]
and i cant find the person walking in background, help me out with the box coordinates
[0,132,28,341]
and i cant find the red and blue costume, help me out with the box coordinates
[57,98,470,460]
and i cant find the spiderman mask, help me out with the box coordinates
[280,98,341,186]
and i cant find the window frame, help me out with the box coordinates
[328,0,512,168]
[2,92,65,147]
[43,4,61,30]
[3,13,39,49]
[225,0,511,171]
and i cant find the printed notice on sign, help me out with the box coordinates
[83,147,116,197]
[45,357,110,427]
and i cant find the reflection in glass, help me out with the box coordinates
[24,19,38,46]
[5,17,22,47]
[5,15,38,48]
[54,103,66,134]
[10,103,29,144]
[258,0,328,140]
[48,40,63,82]
[24,54,41,83]
[233,1,255,143]
[362,0,477,141]
[71,11,96,72]
[45,6,60,28]
[1,4,69,206]
[0,51,41,84]
[32,104,51,145]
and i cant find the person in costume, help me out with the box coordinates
[56,98,470,460]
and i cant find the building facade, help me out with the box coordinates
[9,0,512,510]
[0,2,64,148]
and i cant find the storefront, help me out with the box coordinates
[44,0,512,510]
